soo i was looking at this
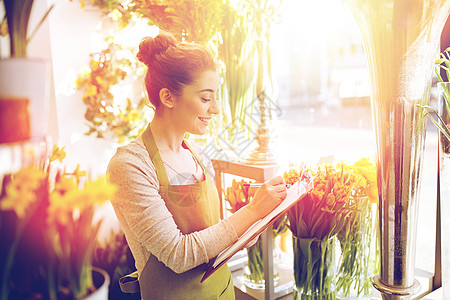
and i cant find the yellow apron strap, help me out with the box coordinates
[119,271,140,294]
[183,140,209,177]
[142,124,170,186]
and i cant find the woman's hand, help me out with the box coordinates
[227,176,287,238]
[247,176,288,219]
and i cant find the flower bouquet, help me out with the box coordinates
[224,178,288,289]
[285,164,352,300]
[0,146,117,299]
[335,158,378,299]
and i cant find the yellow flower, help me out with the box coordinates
[113,127,123,137]
[48,176,82,225]
[109,8,123,21]
[54,176,78,196]
[50,145,66,162]
[283,169,301,185]
[84,85,98,98]
[367,185,378,203]
[81,176,117,207]
[225,179,250,213]
[125,109,141,123]
[117,136,126,144]
[0,168,46,218]
[71,164,87,179]
[78,65,91,78]
[95,76,104,86]
[349,157,378,202]
[48,192,72,225]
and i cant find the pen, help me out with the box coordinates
[243,183,291,188]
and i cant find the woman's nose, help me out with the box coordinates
[209,98,220,115]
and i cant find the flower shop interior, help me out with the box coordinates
[1,0,450,299]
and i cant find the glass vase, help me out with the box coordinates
[243,235,279,289]
[336,196,378,299]
[438,82,450,299]
[343,1,450,299]
[292,236,336,300]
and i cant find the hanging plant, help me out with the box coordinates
[74,37,152,144]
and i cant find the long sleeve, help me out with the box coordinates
[107,139,238,275]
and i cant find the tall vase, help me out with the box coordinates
[437,82,450,299]
[243,235,280,289]
[292,236,336,300]
[336,196,377,299]
[342,1,450,299]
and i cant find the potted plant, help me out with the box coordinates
[92,229,140,300]
[0,0,53,143]
[0,145,117,299]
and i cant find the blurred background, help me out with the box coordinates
[0,0,381,169]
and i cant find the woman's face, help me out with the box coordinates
[172,70,220,135]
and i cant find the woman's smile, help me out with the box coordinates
[198,117,210,125]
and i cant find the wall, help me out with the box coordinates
[47,0,121,236]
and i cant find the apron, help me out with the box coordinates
[120,126,235,300]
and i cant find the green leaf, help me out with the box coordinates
[421,105,450,141]
[27,4,54,44]
[298,237,314,263]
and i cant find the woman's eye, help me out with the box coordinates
[201,98,211,102]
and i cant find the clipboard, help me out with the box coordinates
[201,178,313,283]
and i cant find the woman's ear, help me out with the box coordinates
[159,88,175,108]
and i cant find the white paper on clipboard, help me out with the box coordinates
[212,180,311,268]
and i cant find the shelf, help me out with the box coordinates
[213,159,290,300]
[212,159,279,219]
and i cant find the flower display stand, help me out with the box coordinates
[212,157,446,300]
[212,159,293,300]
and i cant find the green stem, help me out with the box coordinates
[247,238,264,282]
[1,235,20,300]
[47,263,57,300]
[337,197,375,297]
[294,237,335,296]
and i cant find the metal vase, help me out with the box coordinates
[343,1,450,299]
[438,82,450,298]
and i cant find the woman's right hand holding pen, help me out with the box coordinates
[228,176,287,238]
[247,176,287,218]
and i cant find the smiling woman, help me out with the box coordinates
[106,29,288,300]
[167,70,220,135]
